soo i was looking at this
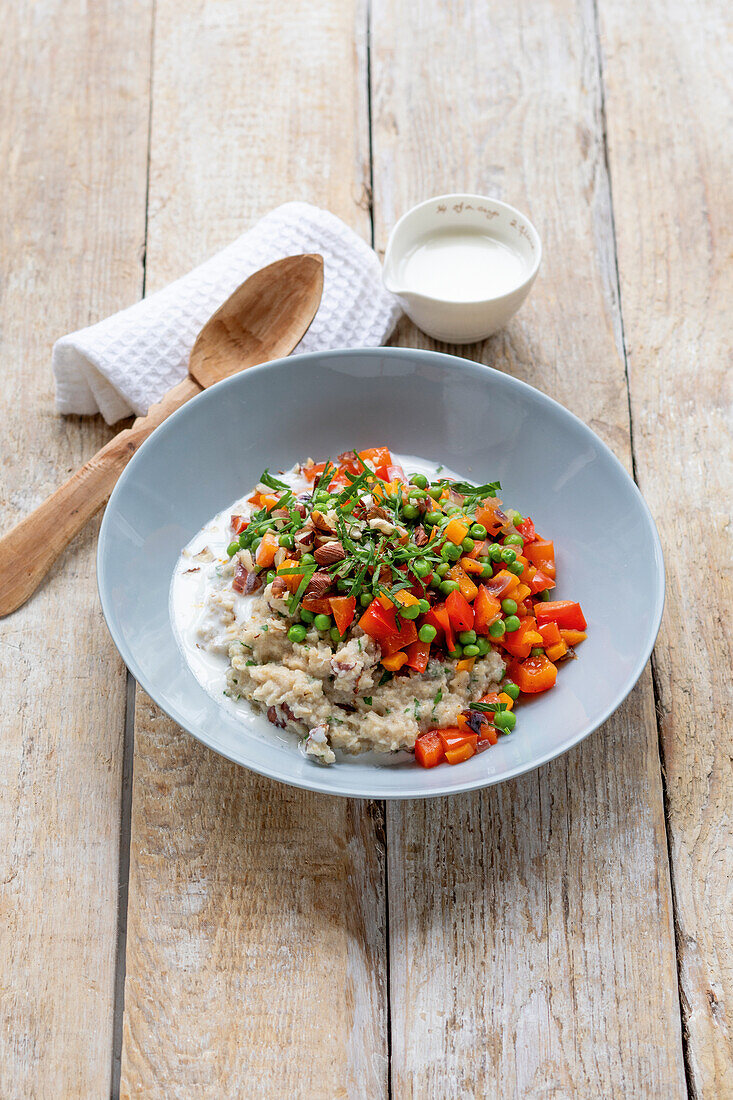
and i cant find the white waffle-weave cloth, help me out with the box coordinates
[53,201,401,425]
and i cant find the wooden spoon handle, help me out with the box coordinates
[0,377,201,616]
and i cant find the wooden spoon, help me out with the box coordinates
[0,253,324,616]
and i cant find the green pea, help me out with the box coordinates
[412,558,431,578]
[300,552,316,566]
[488,619,506,638]
[330,626,345,643]
[227,541,240,557]
[360,592,373,607]
[435,561,450,578]
[251,537,262,553]
[500,547,517,564]
[418,624,437,643]
[410,473,428,489]
[470,523,488,539]
[441,542,462,562]
[488,543,503,562]
[300,609,315,623]
[462,644,480,657]
[402,503,420,520]
[446,645,463,659]
[458,630,477,645]
[428,486,443,500]
[429,574,443,588]
[408,486,425,499]
[287,624,307,643]
[439,579,460,596]
[444,504,461,515]
[508,561,524,576]
[513,514,524,527]
[504,533,524,547]
[538,589,551,601]
[503,681,520,700]
[501,598,517,615]
[503,615,521,633]
[475,638,491,656]
[278,533,295,549]
[494,710,516,732]
[314,613,331,631]
[530,646,545,657]
[479,564,493,579]
[266,570,276,584]
[399,603,421,620]
[461,536,475,553]
[425,510,443,526]
[418,598,430,614]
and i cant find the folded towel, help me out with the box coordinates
[53,201,401,424]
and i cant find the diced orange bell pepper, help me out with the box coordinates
[230,514,248,535]
[546,641,569,661]
[526,566,555,594]
[461,556,486,575]
[255,530,279,567]
[560,628,587,646]
[277,558,308,593]
[415,731,445,768]
[473,586,501,634]
[260,494,281,512]
[509,654,558,694]
[499,617,544,659]
[524,538,556,579]
[447,564,478,602]
[513,583,532,603]
[474,499,504,535]
[444,517,469,545]
[445,741,477,764]
[497,692,515,710]
[303,461,327,482]
[381,652,408,671]
[456,657,475,672]
[392,589,420,608]
[359,446,392,467]
[329,596,356,635]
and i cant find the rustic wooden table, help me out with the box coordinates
[1,1,730,1097]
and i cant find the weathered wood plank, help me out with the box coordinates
[119,3,387,1097]
[0,1,152,1095]
[370,0,687,1094]
[598,0,733,1092]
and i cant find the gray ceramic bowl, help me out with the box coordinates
[97,348,664,798]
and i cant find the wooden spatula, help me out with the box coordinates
[0,253,324,616]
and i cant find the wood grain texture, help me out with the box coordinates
[370,0,687,1094]
[598,0,733,1093]
[0,0,152,1095]
[119,2,387,1096]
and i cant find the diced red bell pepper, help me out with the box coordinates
[535,600,587,631]
[430,603,455,653]
[445,589,474,633]
[415,731,445,768]
[379,617,419,656]
[437,728,478,752]
[230,514,248,535]
[526,567,555,594]
[302,595,333,614]
[524,538,556,579]
[473,586,502,634]
[516,516,536,542]
[405,639,431,673]
[509,654,558,693]
[538,621,562,647]
[303,461,327,482]
[359,598,399,643]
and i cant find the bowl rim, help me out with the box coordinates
[382,192,543,305]
[97,346,665,799]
